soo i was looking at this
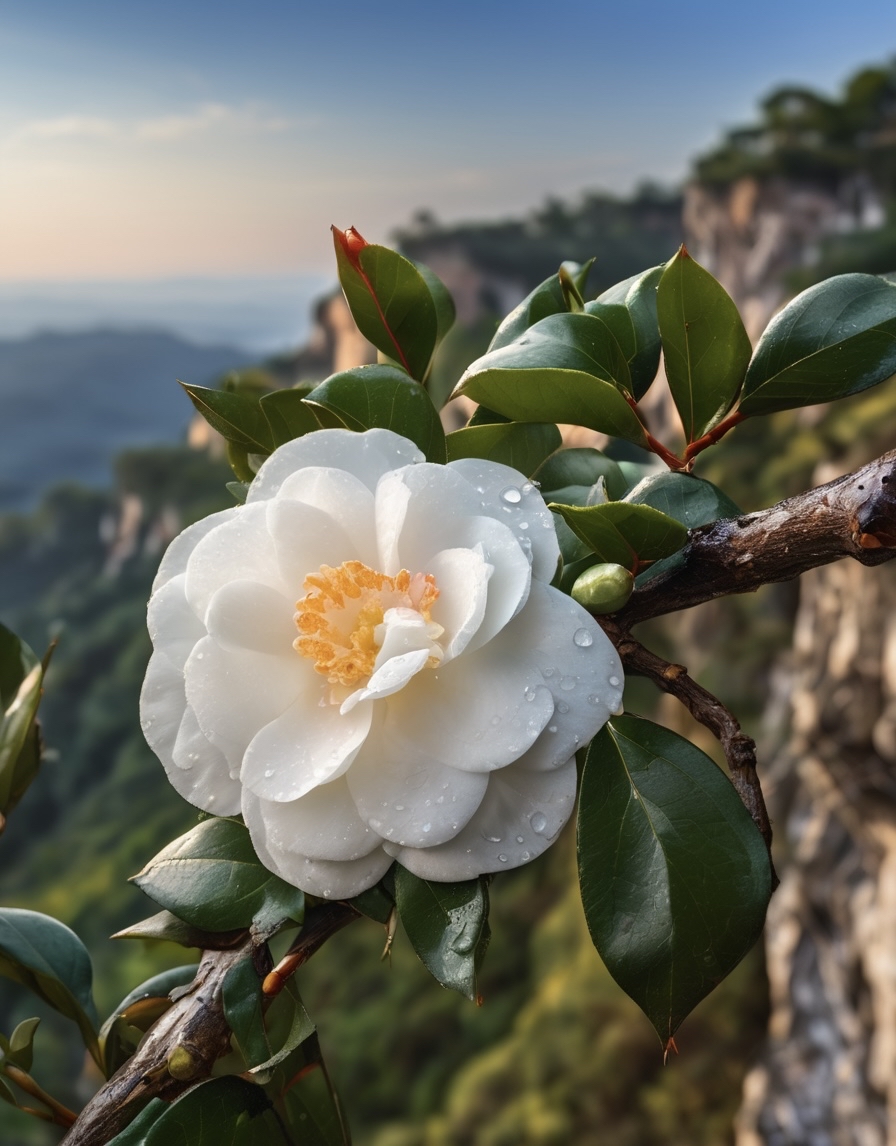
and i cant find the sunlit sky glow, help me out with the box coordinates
[2,0,895,282]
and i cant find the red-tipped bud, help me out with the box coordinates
[332,225,368,269]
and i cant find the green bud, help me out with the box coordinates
[571,563,634,614]
[167,1044,200,1080]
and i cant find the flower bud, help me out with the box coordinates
[571,563,634,614]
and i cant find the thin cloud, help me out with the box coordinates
[5,102,296,147]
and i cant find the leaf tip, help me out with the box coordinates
[332,225,368,269]
[663,1035,679,1064]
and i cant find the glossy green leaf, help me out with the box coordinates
[415,262,456,347]
[306,364,446,463]
[657,247,751,442]
[350,883,395,925]
[592,265,663,399]
[445,422,561,475]
[455,368,647,447]
[0,624,43,815]
[259,390,321,447]
[181,384,275,454]
[394,868,490,1002]
[112,909,247,950]
[465,311,631,393]
[276,1033,351,1146]
[488,262,590,352]
[739,273,896,415]
[0,1073,17,1107]
[550,502,688,569]
[533,447,629,505]
[6,1017,40,1072]
[99,966,198,1077]
[132,819,304,935]
[624,471,742,527]
[578,716,772,1044]
[222,957,270,1071]
[106,1077,276,1145]
[0,908,99,1063]
[333,229,445,382]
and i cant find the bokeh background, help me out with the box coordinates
[3,2,896,1143]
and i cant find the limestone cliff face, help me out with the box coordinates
[684,174,884,337]
[683,174,896,1146]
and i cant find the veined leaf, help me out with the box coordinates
[657,247,751,442]
[578,717,772,1044]
[739,272,896,415]
[533,446,629,505]
[445,422,561,475]
[105,1077,276,1145]
[394,868,490,1002]
[550,502,687,569]
[132,818,304,935]
[181,384,275,454]
[259,390,321,447]
[592,265,663,399]
[488,261,591,352]
[306,365,446,462]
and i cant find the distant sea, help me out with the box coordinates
[0,273,334,356]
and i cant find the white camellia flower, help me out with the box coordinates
[141,428,624,899]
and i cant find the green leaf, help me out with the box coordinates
[251,979,315,1077]
[6,1017,40,1072]
[0,1073,17,1107]
[394,868,490,1002]
[222,957,270,1071]
[99,966,198,1077]
[533,447,629,505]
[106,1077,276,1145]
[306,365,447,463]
[349,883,395,925]
[259,390,321,447]
[624,471,742,527]
[591,265,663,399]
[464,311,631,392]
[0,623,43,815]
[276,1032,351,1146]
[656,247,751,442]
[0,908,99,1064]
[415,261,456,347]
[488,263,588,352]
[333,228,446,382]
[739,273,896,416]
[181,384,275,454]
[132,819,304,935]
[112,909,246,950]
[578,716,772,1044]
[550,502,688,569]
[445,422,561,475]
[455,368,647,447]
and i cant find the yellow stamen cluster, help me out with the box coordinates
[294,560,439,686]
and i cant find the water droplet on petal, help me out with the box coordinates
[498,854,508,863]
[530,812,548,835]
[521,482,534,494]
[587,694,600,705]
[609,675,621,687]
[422,822,432,833]
[395,804,405,811]
[524,686,537,702]
[196,652,204,660]
[556,701,569,714]
[482,832,503,843]
[518,521,529,530]
[544,668,555,678]
[560,676,577,692]
[501,486,522,504]
[264,768,274,778]
[573,628,594,648]
[516,835,525,844]
[548,725,558,734]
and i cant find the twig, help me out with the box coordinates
[602,622,778,888]
[4,1063,78,1128]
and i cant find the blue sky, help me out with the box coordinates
[2,0,895,283]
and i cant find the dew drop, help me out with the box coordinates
[264,768,274,779]
[422,822,432,833]
[498,853,508,863]
[482,832,503,843]
[559,676,577,692]
[395,804,405,812]
[196,652,204,660]
[556,701,569,714]
[530,811,548,835]
[609,675,621,687]
[524,686,537,703]
[515,835,525,844]
[521,850,531,861]
[518,521,529,530]
[573,628,594,648]
[587,694,600,705]
[501,486,522,504]
[425,798,432,807]
[548,725,558,734]
[544,667,556,678]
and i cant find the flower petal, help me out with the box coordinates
[241,693,373,801]
[184,502,288,621]
[242,779,375,862]
[244,791,393,899]
[151,508,238,592]
[185,635,305,773]
[448,458,561,583]
[425,547,491,661]
[248,427,424,503]
[205,579,296,656]
[347,734,488,847]
[266,497,367,589]
[147,574,205,671]
[384,758,577,881]
[489,580,624,772]
[379,644,554,773]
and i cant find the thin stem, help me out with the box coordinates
[683,409,746,463]
[4,1064,78,1128]
[621,391,685,470]
[598,620,778,888]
